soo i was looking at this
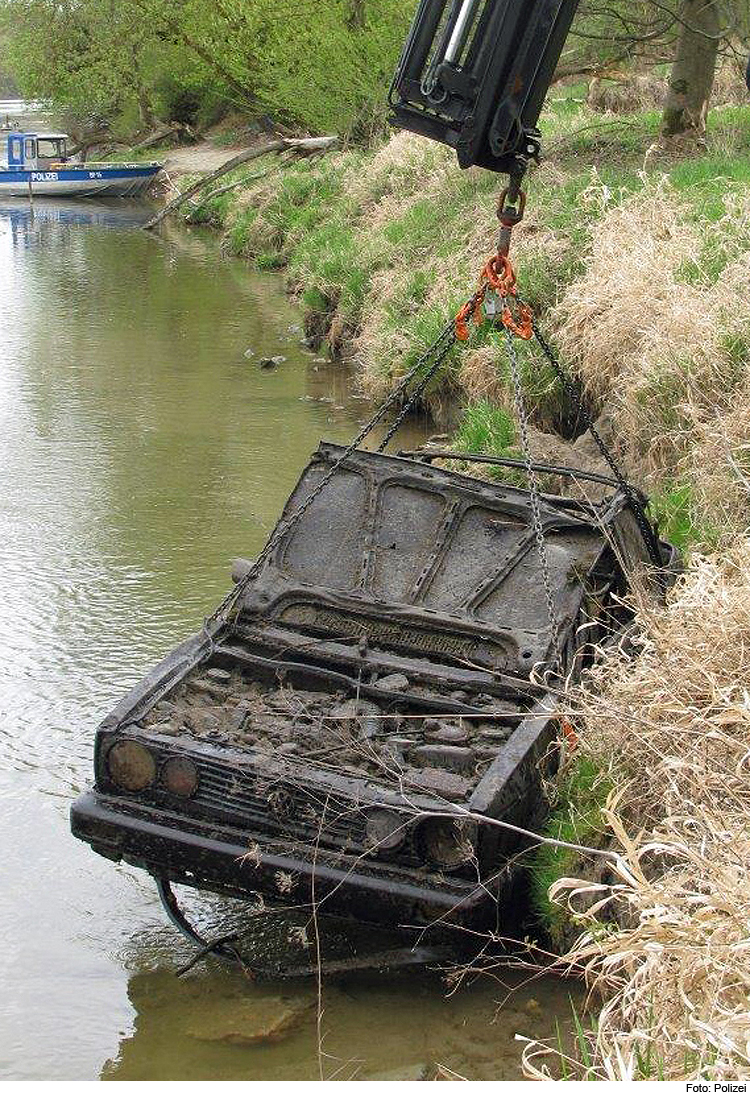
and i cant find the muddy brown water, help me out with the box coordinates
[0,196,579,1080]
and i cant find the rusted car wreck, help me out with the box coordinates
[71,443,675,951]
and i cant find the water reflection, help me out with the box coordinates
[0,199,153,247]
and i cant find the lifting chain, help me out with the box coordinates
[455,174,533,342]
[503,326,561,668]
[456,174,562,668]
[532,323,663,567]
[209,319,459,626]
[376,324,457,452]
[455,175,663,571]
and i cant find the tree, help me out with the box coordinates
[662,1,721,135]
[0,0,412,137]
[0,0,163,128]
[561,1,749,137]
[563,1,748,82]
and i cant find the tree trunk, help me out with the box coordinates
[142,135,338,230]
[348,2,365,30]
[662,0,721,136]
[136,86,156,130]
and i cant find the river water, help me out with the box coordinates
[0,196,578,1080]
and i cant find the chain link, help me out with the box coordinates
[503,326,561,668]
[377,328,457,452]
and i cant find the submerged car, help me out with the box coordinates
[71,443,676,946]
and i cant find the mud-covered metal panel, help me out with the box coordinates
[280,464,367,591]
[242,444,610,668]
[475,529,604,628]
[370,482,448,602]
[422,504,527,611]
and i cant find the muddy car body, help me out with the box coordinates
[71,443,674,934]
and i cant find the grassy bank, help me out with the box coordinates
[174,89,750,1080]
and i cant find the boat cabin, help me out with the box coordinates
[5,132,69,170]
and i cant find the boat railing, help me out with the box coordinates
[71,160,163,170]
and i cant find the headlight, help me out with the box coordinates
[161,756,199,798]
[107,740,156,792]
[366,808,409,854]
[419,818,476,870]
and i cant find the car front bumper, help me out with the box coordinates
[70,789,503,928]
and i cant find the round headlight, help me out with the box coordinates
[107,740,156,792]
[419,818,476,870]
[161,756,199,798]
[365,808,408,854]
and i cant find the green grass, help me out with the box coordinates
[191,99,749,393]
[172,94,750,530]
[529,755,613,944]
[454,400,516,454]
[649,483,720,553]
[650,485,698,551]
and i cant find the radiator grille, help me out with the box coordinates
[276,602,507,665]
[159,752,371,856]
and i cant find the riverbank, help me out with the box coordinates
[160,89,750,1080]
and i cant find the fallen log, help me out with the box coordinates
[186,170,269,210]
[131,124,179,151]
[132,121,202,151]
[142,135,338,231]
[68,132,128,161]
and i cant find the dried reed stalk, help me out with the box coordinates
[523,544,750,1080]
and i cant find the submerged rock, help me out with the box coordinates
[187,995,313,1045]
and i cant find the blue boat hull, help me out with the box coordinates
[0,162,162,197]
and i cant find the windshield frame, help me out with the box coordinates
[37,137,67,160]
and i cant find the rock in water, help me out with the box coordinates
[187,996,313,1045]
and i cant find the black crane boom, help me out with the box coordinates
[390,0,582,175]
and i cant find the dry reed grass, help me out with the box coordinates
[587,74,666,115]
[553,178,750,505]
[523,544,750,1080]
[587,58,746,116]
[342,131,455,224]
[690,377,750,540]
